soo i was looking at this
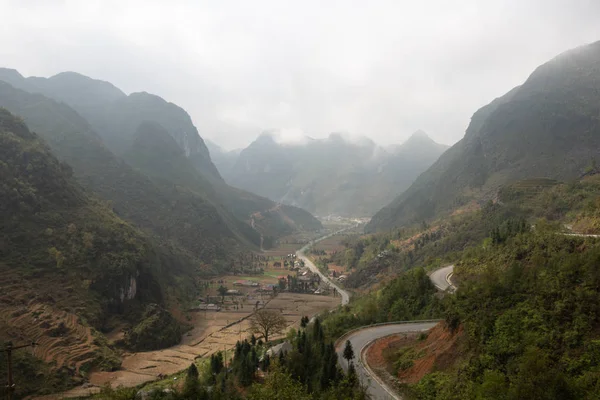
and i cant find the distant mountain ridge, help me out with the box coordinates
[205,139,242,180]
[215,130,448,217]
[0,80,243,265]
[0,69,321,251]
[366,40,600,232]
[0,68,221,181]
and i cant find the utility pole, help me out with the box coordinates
[4,341,37,400]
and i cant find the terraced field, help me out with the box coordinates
[87,292,339,390]
[0,270,98,374]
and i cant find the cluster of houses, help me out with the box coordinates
[283,266,332,295]
[192,256,336,313]
[272,256,305,271]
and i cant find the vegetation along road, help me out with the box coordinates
[336,322,439,399]
[428,233,600,293]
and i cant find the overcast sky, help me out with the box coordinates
[1,0,599,150]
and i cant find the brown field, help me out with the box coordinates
[34,233,344,398]
[327,264,347,274]
[308,234,351,276]
[52,289,340,397]
[262,243,302,258]
[311,234,347,253]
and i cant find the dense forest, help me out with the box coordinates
[0,109,189,396]
[408,230,600,399]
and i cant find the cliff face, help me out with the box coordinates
[367,40,600,232]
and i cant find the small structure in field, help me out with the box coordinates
[196,303,221,312]
[233,280,259,287]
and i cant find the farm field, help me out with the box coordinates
[47,242,340,397]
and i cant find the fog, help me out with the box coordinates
[1,0,599,149]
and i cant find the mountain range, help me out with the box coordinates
[0,68,322,380]
[367,40,600,232]
[209,130,448,217]
[0,69,321,248]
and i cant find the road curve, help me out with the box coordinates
[296,229,352,305]
[427,232,600,293]
[336,322,439,399]
[429,265,455,292]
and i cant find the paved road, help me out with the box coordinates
[296,229,352,305]
[564,233,600,238]
[344,231,598,398]
[427,231,600,293]
[331,264,451,399]
[336,322,439,399]
[429,265,455,292]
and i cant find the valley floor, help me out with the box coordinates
[37,289,339,398]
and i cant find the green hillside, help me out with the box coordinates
[0,109,189,395]
[0,77,321,253]
[0,82,243,265]
[367,41,600,232]
[0,68,221,181]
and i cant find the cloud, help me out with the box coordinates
[1,0,599,149]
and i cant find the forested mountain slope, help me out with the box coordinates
[0,82,244,264]
[0,109,188,395]
[0,73,321,249]
[367,40,600,232]
[0,69,220,180]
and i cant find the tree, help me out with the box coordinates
[218,285,228,303]
[250,309,287,343]
[210,352,224,380]
[247,363,311,400]
[300,316,309,328]
[347,361,358,387]
[183,362,202,397]
[343,340,355,366]
[278,277,287,291]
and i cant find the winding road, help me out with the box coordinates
[329,264,454,399]
[429,264,455,292]
[335,322,439,399]
[330,231,600,398]
[296,228,352,305]
[297,230,451,399]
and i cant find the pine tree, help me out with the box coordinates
[343,340,355,366]
[183,362,201,397]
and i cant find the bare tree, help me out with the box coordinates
[250,309,287,343]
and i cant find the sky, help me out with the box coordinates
[1,0,599,150]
